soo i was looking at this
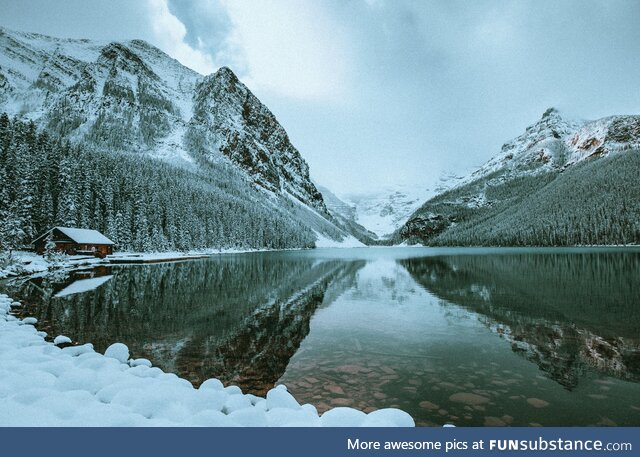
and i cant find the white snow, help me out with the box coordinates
[0,251,107,280]
[320,407,367,427]
[0,248,303,281]
[129,358,152,368]
[0,251,50,279]
[107,251,210,261]
[103,343,130,363]
[0,292,415,427]
[53,335,72,346]
[441,109,640,199]
[339,185,435,238]
[314,232,365,248]
[266,386,302,410]
[362,408,416,427]
[37,227,115,245]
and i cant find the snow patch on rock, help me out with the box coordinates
[103,343,130,363]
[53,335,72,346]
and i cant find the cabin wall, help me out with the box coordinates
[34,240,112,258]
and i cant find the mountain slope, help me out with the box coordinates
[398,109,640,246]
[316,185,377,244]
[0,27,352,250]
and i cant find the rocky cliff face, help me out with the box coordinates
[188,67,326,212]
[0,26,329,217]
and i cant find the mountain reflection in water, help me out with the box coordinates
[400,252,640,389]
[2,248,639,426]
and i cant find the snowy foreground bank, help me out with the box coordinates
[0,293,414,427]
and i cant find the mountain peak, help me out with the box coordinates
[190,63,328,214]
[528,106,577,136]
[214,66,239,82]
[539,107,570,127]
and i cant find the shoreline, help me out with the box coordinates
[0,248,311,280]
[0,292,414,427]
[3,244,640,281]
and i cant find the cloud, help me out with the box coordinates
[146,0,640,193]
[7,0,638,194]
[223,0,354,102]
[145,0,215,75]
[167,0,355,103]
[164,0,242,71]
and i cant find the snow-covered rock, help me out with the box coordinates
[362,408,415,427]
[199,378,224,391]
[398,107,640,244]
[428,107,640,193]
[223,394,253,414]
[103,343,130,363]
[129,358,152,368]
[266,386,301,410]
[320,407,368,427]
[53,335,72,346]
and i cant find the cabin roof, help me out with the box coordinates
[33,227,115,245]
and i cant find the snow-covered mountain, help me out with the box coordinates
[0,27,351,248]
[315,185,377,243]
[457,107,639,186]
[398,108,640,246]
[338,185,434,239]
[187,67,326,212]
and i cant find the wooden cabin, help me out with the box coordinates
[33,227,115,258]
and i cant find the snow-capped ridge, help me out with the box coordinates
[398,107,640,245]
[0,27,325,214]
[456,107,639,189]
[188,63,327,213]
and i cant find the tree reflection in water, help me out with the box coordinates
[400,251,640,389]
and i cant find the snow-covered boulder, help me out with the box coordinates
[266,385,301,410]
[363,408,415,427]
[103,343,129,363]
[199,378,224,391]
[320,407,367,427]
[129,358,152,368]
[53,335,72,346]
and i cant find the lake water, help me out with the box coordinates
[2,247,640,426]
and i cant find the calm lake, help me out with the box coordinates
[2,247,640,426]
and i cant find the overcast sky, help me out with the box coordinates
[2,0,639,194]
